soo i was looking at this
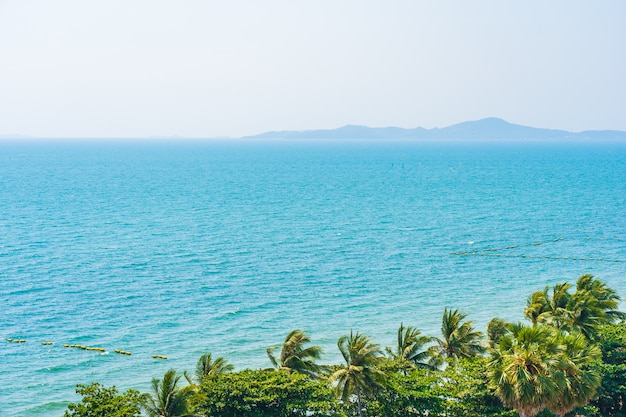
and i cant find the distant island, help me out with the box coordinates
[242,117,626,141]
[3,118,626,141]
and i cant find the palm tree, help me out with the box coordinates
[569,274,626,340]
[547,332,602,417]
[545,283,574,328]
[142,369,195,417]
[186,353,233,385]
[489,323,565,417]
[524,284,573,328]
[385,323,434,374]
[266,329,324,377]
[486,317,510,348]
[328,331,386,417]
[429,308,485,368]
[524,288,550,326]
[524,275,625,341]
[575,274,620,308]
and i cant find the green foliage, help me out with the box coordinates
[429,308,485,368]
[524,283,572,328]
[192,352,233,383]
[267,329,324,378]
[489,324,564,417]
[575,275,626,326]
[524,288,550,325]
[63,383,142,417]
[439,356,517,417]
[597,322,626,364]
[524,274,624,341]
[548,332,602,416]
[519,276,625,416]
[489,323,601,417]
[372,367,444,417]
[195,369,338,417]
[329,331,386,417]
[385,323,434,374]
[371,356,517,417]
[142,369,195,417]
[590,323,626,416]
[487,318,511,348]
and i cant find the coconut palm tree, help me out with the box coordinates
[489,323,565,417]
[525,275,625,341]
[575,274,620,309]
[429,308,485,368]
[524,284,573,328]
[544,283,574,328]
[524,288,551,326]
[189,353,233,384]
[547,332,602,417]
[486,317,510,348]
[385,323,434,374]
[266,329,324,378]
[142,369,195,417]
[328,331,386,417]
[569,274,626,340]
[566,291,604,340]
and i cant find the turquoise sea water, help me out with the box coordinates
[1,139,625,416]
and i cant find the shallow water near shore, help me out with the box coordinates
[1,139,625,416]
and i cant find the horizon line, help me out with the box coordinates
[2,117,626,140]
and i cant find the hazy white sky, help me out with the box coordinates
[1,1,625,138]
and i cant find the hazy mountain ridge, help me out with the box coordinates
[243,118,626,141]
[2,118,625,140]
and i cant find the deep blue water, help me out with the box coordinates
[1,139,625,416]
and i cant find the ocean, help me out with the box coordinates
[1,139,625,416]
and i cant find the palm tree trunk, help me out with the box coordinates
[356,385,363,417]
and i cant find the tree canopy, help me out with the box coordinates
[266,329,324,378]
[63,383,142,417]
[429,308,485,368]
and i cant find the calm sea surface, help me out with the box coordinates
[1,139,625,416]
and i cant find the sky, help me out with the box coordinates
[1,1,625,138]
